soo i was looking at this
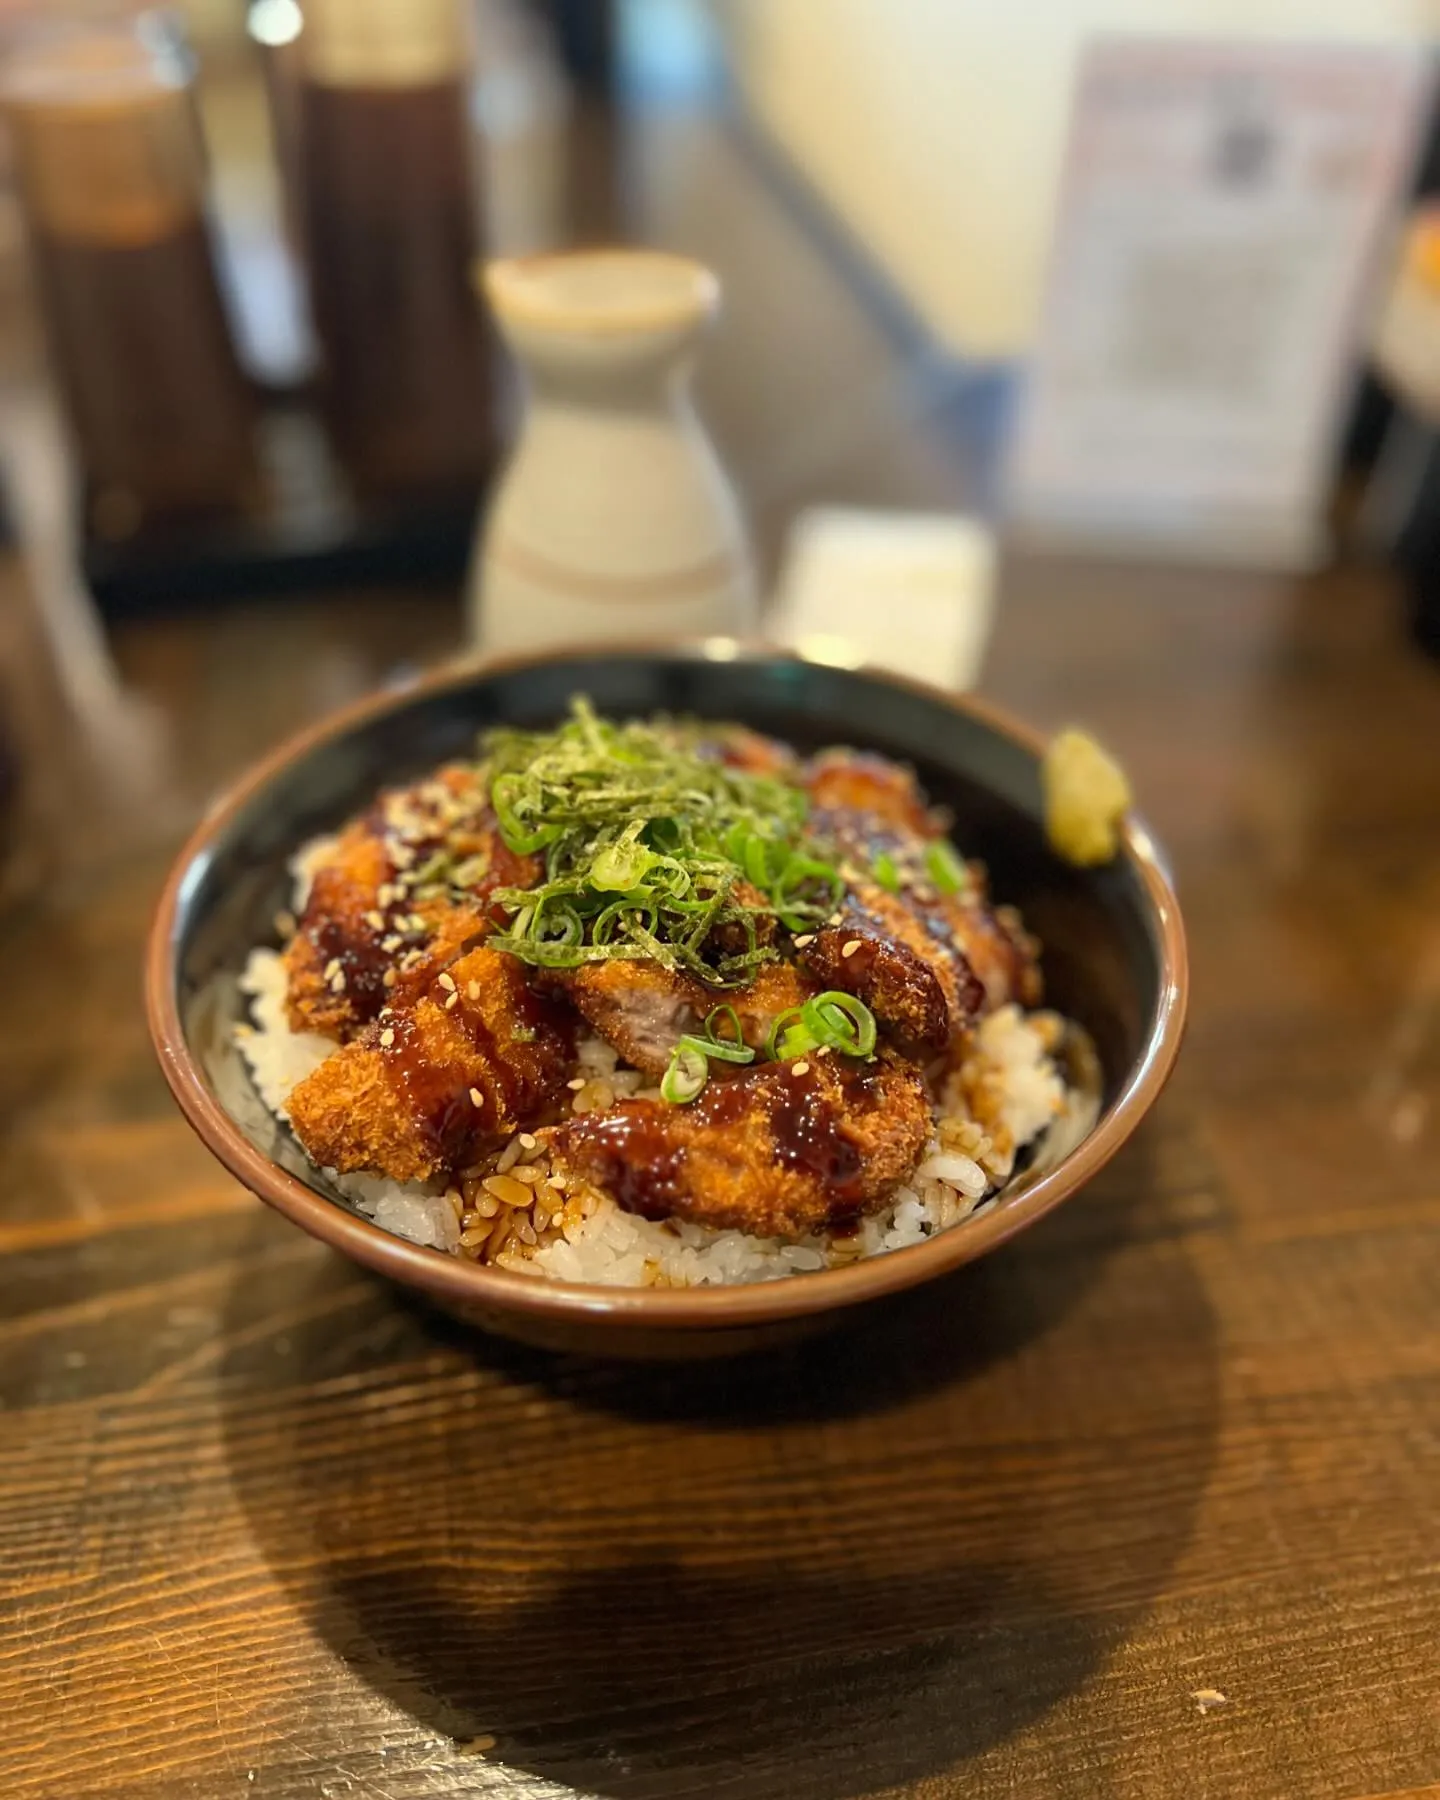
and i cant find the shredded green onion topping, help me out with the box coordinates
[482,698,842,985]
[664,990,877,1104]
[766,990,878,1062]
[872,850,902,893]
[925,839,968,895]
[660,1044,709,1104]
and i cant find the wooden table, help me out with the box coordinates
[3,79,1440,1800]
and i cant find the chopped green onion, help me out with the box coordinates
[775,1019,820,1059]
[591,898,659,945]
[767,991,878,1061]
[678,1031,754,1066]
[479,698,837,986]
[661,1043,709,1104]
[491,773,562,854]
[925,840,968,896]
[766,1005,810,1062]
[590,823,656,891]
[872,850,902,893]
[807,990,877,1057]
[772,853,843,931]
[742,834,773,888]
[705,1004,747,1050]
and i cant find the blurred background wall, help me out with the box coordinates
[716,0,1440,356]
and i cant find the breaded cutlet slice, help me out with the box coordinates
[805,746,1041,1021]
[286,946,574,1184]
[553,1047,931,1239]
[806,748,939,838]
[284,764,540,1041]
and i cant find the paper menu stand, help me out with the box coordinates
[1006,38,1434,571]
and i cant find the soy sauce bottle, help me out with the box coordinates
[289,0,495,498]
[2,14,258,535]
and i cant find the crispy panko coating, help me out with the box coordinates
[286,947,573,1183]
[806,749,1040,1019]
[806,748,938,838]
[797,898,975,1054]
[553,1047,931,1237]
[561,957,815,1076]
[284,764,540,1041]
[709,724,800,780]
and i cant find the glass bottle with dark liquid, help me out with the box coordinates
[2,17,258,534]
[290,0,494,497]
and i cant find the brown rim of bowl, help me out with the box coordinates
[145,639,1188,1330]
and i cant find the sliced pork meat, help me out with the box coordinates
[561,957,815,1077]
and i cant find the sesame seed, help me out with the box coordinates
[469,1087,484,1107]
[365,910,384,930]
[518,1132,537,1149]
[323,958,341,981]
[383,968,396,987]
[466,980,480,1001]
[842,938,863,958]
[792,1060,811,1076]
[380,1028,395,1047]
[567,1077,586,1091]
[793,933,815,948]
[328,971,346,993]
[381,935,400,952]
[445,991,459,1009]
[438,972,455,991]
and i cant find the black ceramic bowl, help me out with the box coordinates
[147,643,1187,1358]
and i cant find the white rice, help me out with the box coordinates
[234,940,1094,1286]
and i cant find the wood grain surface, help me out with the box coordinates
[2,63,1439,1800]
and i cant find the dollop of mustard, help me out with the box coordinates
[1042,728,1132,867]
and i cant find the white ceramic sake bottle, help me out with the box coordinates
[467,249,758,654]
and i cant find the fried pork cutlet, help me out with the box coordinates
[286,946,573,1184]
[796,889,982,1054]
[553,1047,931,1237]
[805,748,1040,1022]
[561,958,815,1077]
[285,764,540,1041]
[806,748,939,838]
[707,724,800,781]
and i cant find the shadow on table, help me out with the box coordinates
[219,1122,1219,1800]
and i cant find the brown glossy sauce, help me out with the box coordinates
[377,962,573,1173]
[294,77,493,495]
[380,1008,477,1166]
[313,912,393,1021]
[562,1059,874,1221]
[28,221,256,522]
[766,1068,866,1206]
[569,1113,687,1221]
